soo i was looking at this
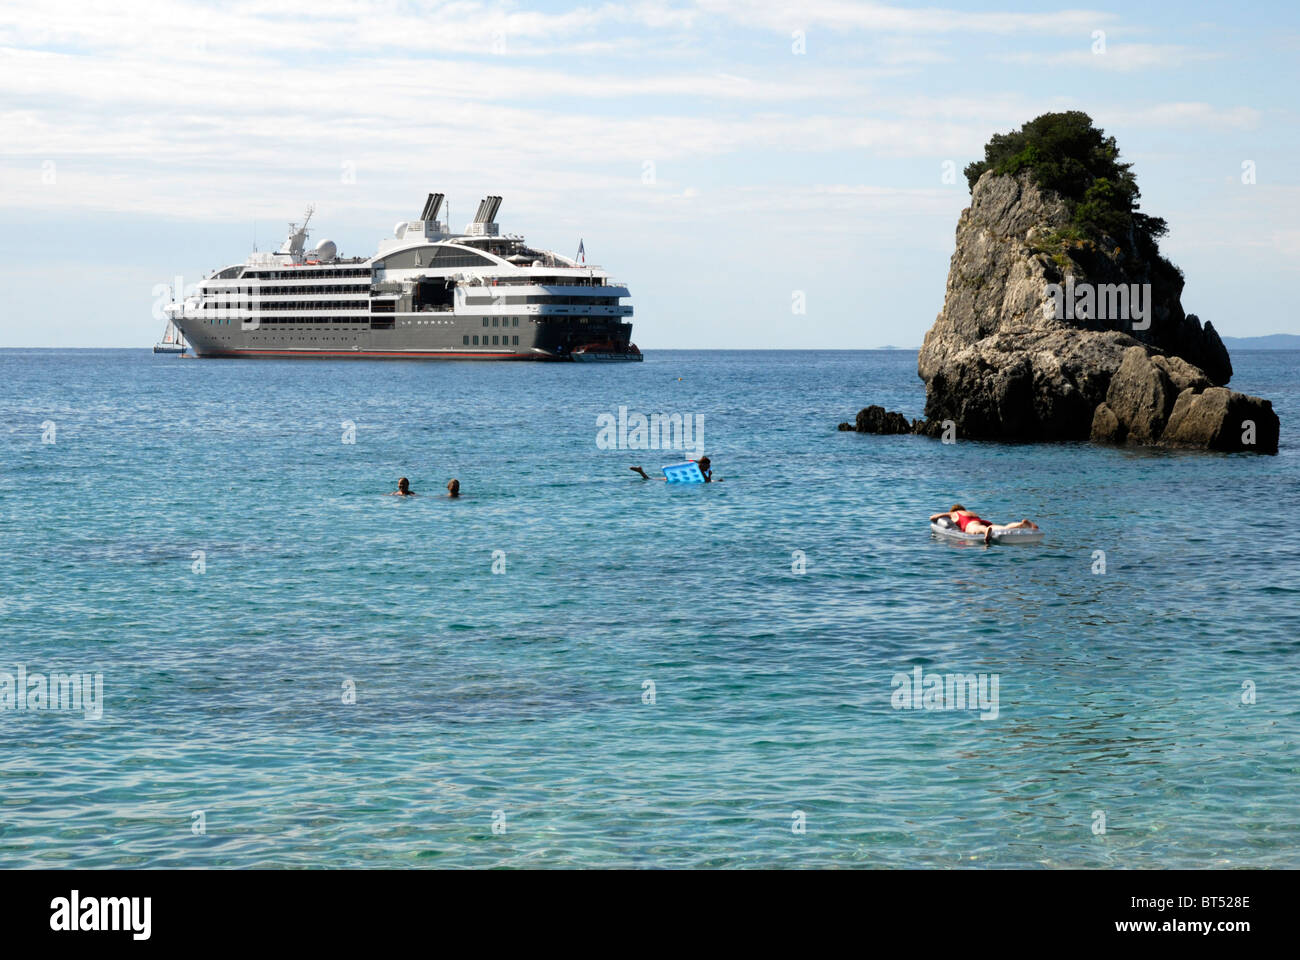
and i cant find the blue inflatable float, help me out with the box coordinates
[662,461,706,483]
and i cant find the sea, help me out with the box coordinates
[1,348,1296,868]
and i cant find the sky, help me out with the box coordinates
[1,0,1298,348]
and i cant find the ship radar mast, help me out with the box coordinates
[277,204,315,258]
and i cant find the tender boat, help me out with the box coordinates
[571,341,643,362]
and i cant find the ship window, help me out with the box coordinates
[472,335,479,345]
[512,317,518,326]
[492,317,498,326]
[492,336,498,345]
[512,336,519,345]
[463,336,469,345]
[428,246,496,268]
[482,318,489,327]
[379,246,495,270]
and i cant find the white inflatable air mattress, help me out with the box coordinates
[931,516,1044,544]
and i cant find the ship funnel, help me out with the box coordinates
[419,192,444,222]
[466,195,502,236]
[472,195,502,224]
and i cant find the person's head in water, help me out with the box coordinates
[697,456,711,480]
[397,477,411,495]
[447,478,460,498]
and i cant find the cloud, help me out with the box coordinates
[996,43,1221,72]
[1098,102,1261,130]
[0,2,1276,262]
[698,0,1115,35]
[0,0,697,58]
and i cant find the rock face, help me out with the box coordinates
[841,170,1278,453]
[1161,387,1280,452]
[1088,345,1279,451]
[1093,346,1210,443]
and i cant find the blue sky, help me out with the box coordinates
[1,0,1297,348]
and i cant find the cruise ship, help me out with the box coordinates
[164,193,640,361]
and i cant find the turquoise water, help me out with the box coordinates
[1,348,1297,868]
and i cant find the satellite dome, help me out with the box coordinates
[313,239,337,260]
[394,221,408,237]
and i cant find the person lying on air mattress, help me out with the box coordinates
[929,504,1038,545]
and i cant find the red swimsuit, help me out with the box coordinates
[955,513,986,532]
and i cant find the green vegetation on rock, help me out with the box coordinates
[963,111,1168,259]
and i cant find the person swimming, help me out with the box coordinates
[630,455,715,482]
[446,478,460,498]
[930,504,1038,544]
[390,477,416,496]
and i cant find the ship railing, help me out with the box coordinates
[480,277,622,288]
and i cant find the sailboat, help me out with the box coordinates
[153,319,188,354]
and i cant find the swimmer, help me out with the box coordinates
[446,478,460,498]
[630,455,717,482]
[930,504,1038,544]
[390,477,416,497]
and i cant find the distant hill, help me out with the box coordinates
[1221,334,1300,351]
